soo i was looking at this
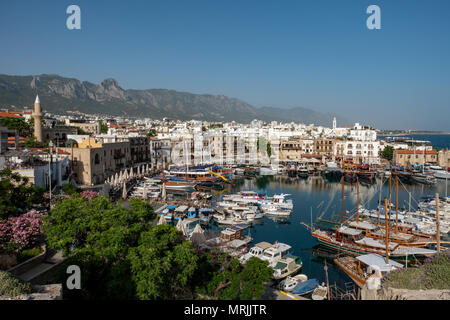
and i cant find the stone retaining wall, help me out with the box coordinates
[6,245,47,277]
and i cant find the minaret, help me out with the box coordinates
[32,95,43,142]
[332,117,337,130]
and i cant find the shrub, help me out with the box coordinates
[16,247,44,264]
[0,271,32,297]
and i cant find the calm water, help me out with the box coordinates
[207,175,449,289]
[379,134,450,150]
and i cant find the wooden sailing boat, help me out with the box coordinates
[311,179,437,260]
[334,198,404,287]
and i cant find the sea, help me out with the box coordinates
[378,134,450,150]
[205,175,449,291]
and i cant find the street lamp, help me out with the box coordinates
[49,140,53,205]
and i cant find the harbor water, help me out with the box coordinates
[206,175,449,290]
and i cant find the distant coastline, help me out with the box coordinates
[379,131,450,136]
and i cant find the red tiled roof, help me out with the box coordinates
[0,112,22,118]
[395,149,437,155]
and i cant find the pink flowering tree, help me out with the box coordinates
[80,190,99,200]
[0,210,43,253]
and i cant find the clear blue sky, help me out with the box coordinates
[0,0,449,131]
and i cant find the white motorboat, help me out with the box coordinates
[279,274,308,292]
[433,170,450,179]
[260,204,291,216]
[239,242,272,265]
[259,242,292,267]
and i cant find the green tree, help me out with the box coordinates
[42,196,156,299]
[194,254,272,300]
[146,129,157,137]
[128,224,198,300]
[24,136,47,148]
[0,169,45,219]
[0,117,32,137]
[98,120,108,134]
[382,145,394,161]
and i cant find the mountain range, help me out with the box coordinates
[0,74,347,126]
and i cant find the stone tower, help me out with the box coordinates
[32,95,43,142]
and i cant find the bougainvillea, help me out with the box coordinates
[0,210,43,252]
[80,190,99,200]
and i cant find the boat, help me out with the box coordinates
[290,278,319,296]
[279,274,308,292]
[260,204,292,217]
[323,162,343,180]
[344,171,357,183]
[259,242,292,267]
[260,167,276,176]
[311,283,328,300]
[297,165,309,178]
[198,208,214,225]
[431,169,450,180]
[203,225,252,254]
[162,179,197,190]
[272,255,303,280]
[334,253,403,288]
[411,172,436,185]
[239,241,273,265]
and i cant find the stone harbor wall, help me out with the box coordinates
[361,286,450,300]
[377,287,450,300]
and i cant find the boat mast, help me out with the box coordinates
[388,174,392,224]
[378,175,382,224]
[395,175,399,231]
[435,193,440,253]
[185,140,188,181]
[356,178,359,222]
[384,197,389,264]
[422,143,425,174]
[341,176,344,225]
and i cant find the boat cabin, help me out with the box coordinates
[188,207,197,218]
[224,239,248,257]
[261,242,292,264]
[273,255,302,279]
[219,227,244,242]
[336,227,365,242]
